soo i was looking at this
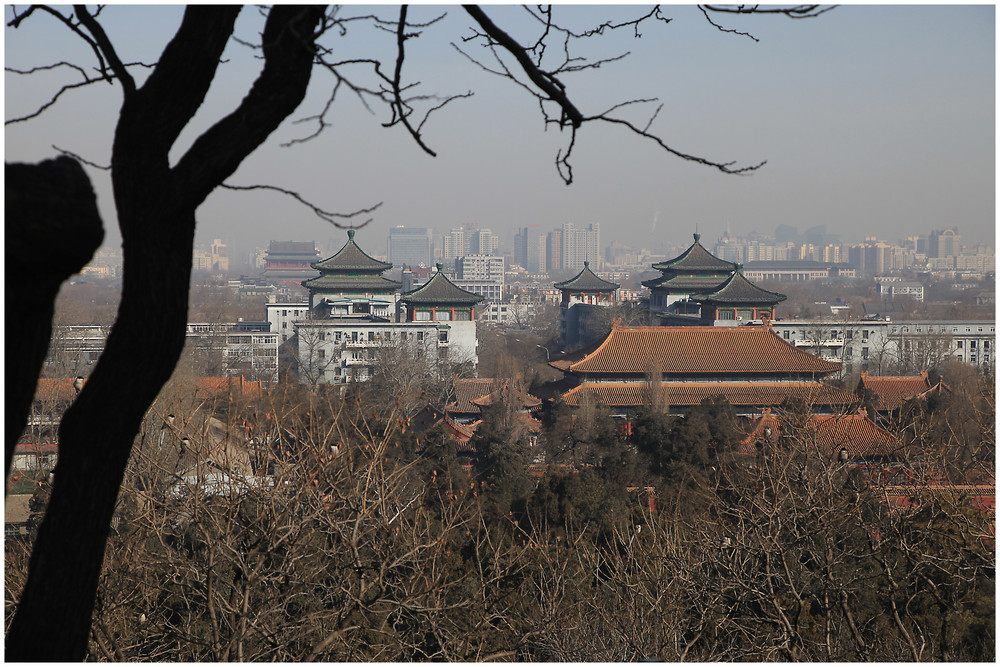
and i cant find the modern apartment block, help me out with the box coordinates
[769,319,995,376]
[560,222,600,271]
[388,226,433,268]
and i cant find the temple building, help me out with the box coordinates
[303,229,402,317]
[283,231,481,384]
[261,241,320,292]
[553,261,620,349]
[643,233,786,325]
[737,407,902,463]
[855,371,952,421]
[551,324,856,417]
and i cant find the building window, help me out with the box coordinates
[957,341,963,349]
[455,310,472,321]
[318,349,325,359]
[415,310,431,321]
[783,331,790,339]
[439,330,449,343]
[435,310,452,321]
[417,332,424,342]
[862,347,869,360]
[970,341,977,349]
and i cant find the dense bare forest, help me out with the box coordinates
[7,361,993,661]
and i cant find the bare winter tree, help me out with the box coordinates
[5,4,833,659]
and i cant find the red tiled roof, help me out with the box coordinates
[566,326,841,376]
[562,381,856,409]
[739,409,900,457]
[856,372,932,411]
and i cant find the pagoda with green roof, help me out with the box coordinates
[399,264,483,322]
[643,233,786,325]
[554,261,620,349]
[303,229,402,317]
[692,266,787,323]
[642,233,736,313]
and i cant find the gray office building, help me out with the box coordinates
[388,226,433,268]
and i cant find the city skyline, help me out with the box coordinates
[5,5,995,264]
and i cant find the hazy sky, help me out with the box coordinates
[5,4,995,262]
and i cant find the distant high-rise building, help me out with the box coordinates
[561,222,600,271]
[714,238,744,263]
[929,228,960,259]
[388,226,432,268]
[469,228,498,256]
[514,225,544,272]
[443,227,470,264]
[210,238,229,273]
[546,229,563,272]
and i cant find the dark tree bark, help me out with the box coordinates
[6,6,326,660]
[5,156,104,475]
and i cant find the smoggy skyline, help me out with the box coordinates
[5,5,995,262]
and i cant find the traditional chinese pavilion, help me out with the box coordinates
[643,233,786,325]
[551,324,856,416]
[399,264,483,323]
[553,261,620,349]
[302,229,402,317]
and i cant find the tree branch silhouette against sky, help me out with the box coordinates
[6,4,994,259]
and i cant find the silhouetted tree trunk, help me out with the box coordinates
[5,156,103,474]
[6,6,326,660]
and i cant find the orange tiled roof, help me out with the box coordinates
[448,378,541,414]
[566,326,841,376]
[856,372,932,411]
[739,409,900,457]
[562,381,856,409]
[33,378,86,404]
[195,376,262,399]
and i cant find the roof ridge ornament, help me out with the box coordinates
[348,229,355,239]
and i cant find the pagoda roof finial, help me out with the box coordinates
[584,260,590,267]
[693,232,701,242]
[436,262,443,271]
[347,229,356,239]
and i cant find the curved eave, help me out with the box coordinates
[400,273,484,305]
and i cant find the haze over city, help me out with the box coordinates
[5,4,995,262]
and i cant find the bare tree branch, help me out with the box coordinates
[218,182,380,228]
[74,4,136,94]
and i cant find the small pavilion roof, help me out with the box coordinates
[563,325,841,376]
[447,378,540,415]
[553,262,620,292]
[562,381,856,410]
[312,230,392,273]
[651,233,736,273]
[400,265,483,305]
[692,269,787,305]
[856,372,937,412]
[738,408,900,457]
